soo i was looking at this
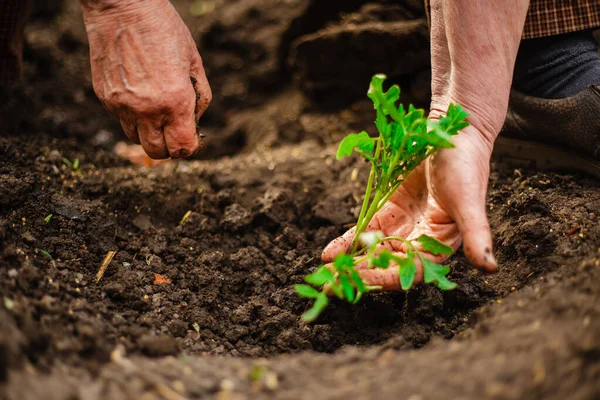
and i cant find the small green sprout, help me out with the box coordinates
[62,157,80,171]
[296,75,469,322]
[37,249,53,259]
[4,297,15,310]
[249,365,266,381]
[44,214,53,224]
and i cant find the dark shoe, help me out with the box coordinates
[496,85,600,178]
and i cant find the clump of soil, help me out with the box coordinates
[1,1,599,399]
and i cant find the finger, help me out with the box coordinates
[190,50,212,121]
[358,259,424,291]
[322,216,385,262]
[137,120,169,160]
[322,227,356,262]
[163,84,200,159]
[113,142,168,167]
[119,119,141,144]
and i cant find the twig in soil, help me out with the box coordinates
[180,210,192,225]
[96,251,117,283]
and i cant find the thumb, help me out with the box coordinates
[321,227,355,262]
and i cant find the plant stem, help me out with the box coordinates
[352,189,383,250]
[373,236,416,250]
[350,138,382,253]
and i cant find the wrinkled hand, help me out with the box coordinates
[80,0,211,159]
[322,122,497,290]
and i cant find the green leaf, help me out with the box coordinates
[439,103,470,136]
[371,250,394,269]
[375,109,388,136]
[426,121,455,148]
[329,282,345,300]
[38,249,52,259]
[305,266,334,286]
[368,74,402,118]
[350,269,366,293]
[44,214,53,224]
[336,131,376,160]
[62,158,73,169]
[421,256,457,290]
[384,84,400,104]
[301,293,329,322]
[367,74,387,110]
[416,234,454,256]
[295,284,320,299]
[398,249,417,290]
[333,254,354,271]
[388,121,404,150]
[340,275,355,302]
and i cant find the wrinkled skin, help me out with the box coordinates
[323,0,530,290]
[80,0,211,159]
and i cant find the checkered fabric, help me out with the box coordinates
[0,0,31,83]
[425,0,600,40]
[523,0,600,39]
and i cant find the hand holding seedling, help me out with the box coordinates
[80,0,212,159]
[297,75,483,321]
[321,113,499,287]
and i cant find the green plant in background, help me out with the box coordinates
[296,74,470,322]
[62,157,80,171]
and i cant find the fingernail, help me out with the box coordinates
[483,252,498,273]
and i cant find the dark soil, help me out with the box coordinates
[1,1,599,399]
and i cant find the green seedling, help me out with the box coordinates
[62,157,80,171]
[296,74,470,322]
[37,249,53,259]
[44,214,53,224]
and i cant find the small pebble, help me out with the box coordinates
[220,379,234,391]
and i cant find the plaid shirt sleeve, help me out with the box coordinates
[0,0,32,83]
[524,0,600,39]
[424,0,600,40]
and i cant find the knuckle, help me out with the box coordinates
[145,147,169,160]
[203,87,213,105]
[198,86,212,111]
[134,98,170,117]
[168,136,198,159]
[141,139,167,159]
[168,147,193,159]
[197,135,206,151]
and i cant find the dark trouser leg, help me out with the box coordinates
[0,0,32,83]
[513,29,600,99]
